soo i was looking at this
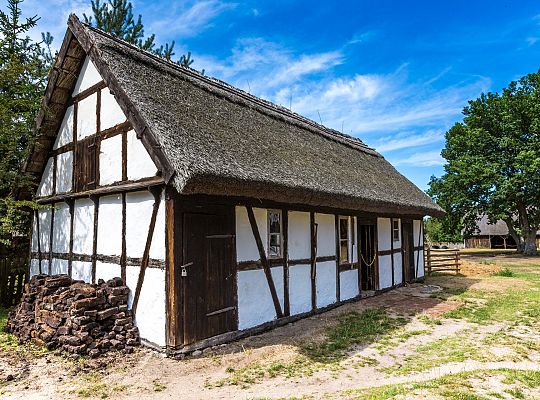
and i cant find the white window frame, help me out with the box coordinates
[339,216,352,264]
[267,209,283,258]
[392,219,400,242]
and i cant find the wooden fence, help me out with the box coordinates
[0,257,28,307]
[425,247,460,275]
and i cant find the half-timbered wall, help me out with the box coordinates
[29,56,166,347]
[235,207,360,331]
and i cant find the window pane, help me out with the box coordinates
[340,218,348,240]
[269,211,281,234]
[340,240,348,263]
[269,234,281,256]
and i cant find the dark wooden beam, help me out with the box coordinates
[282,209,290,317]
[120,193,127,284]
[35,210,42,274]
[245,205,283,319]
[390,218,395,287]
[48,206,55,274]
[310,212,317,310]
[335,214,340,302]
[132,187,162,316]
[67,199,75,277]
[71,80,107,104]
[165,194,179,347]
[356,216,362,294]
[91,195,99,284]
[36,176,164,204]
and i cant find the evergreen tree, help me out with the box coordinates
[83,0,196,68]
[0,0,53,248]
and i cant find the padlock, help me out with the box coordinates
[181,267,187,277]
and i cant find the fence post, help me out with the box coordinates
[427,247,431,276]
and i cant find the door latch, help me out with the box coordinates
[180,262,193,277]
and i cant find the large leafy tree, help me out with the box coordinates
[84,0,195,68]
[0,0,53,248]
[429,71,540,255]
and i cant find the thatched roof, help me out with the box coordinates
[26,15,444,217]
[474,215,540,236]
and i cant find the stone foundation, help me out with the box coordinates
[7,274,140,357]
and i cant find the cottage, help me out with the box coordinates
[24,16,443,353]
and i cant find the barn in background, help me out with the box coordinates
[465,215,540,249]
[23,15,444,353]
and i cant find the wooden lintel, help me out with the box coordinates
[245,205,283,319]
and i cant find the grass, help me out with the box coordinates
[71,373,127,399]
[209,309,408,388]
[331,369,540,400]
[492,267,515,277]
[443,265,540,325]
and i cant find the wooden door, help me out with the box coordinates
[359,224,376,291]
[401,221,415,282]
[182,210,237,344]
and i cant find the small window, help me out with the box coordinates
[267,210,282,258]
[339,216,350,264]
[392,219,400,241]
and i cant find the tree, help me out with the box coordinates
[424,217,462,245]
[83,0,195,68]
[0,0,53,248]
[428,70,540,255]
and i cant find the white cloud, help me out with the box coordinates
[373,130,444,152]
[392,151,445,167]
[149,1,236,38]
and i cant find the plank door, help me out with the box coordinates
[359,224,376,291]
[401,221,415,282]
[182,210,237,344]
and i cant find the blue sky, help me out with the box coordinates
[12,0,540,190]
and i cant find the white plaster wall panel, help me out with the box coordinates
[51,258,68,275]
[235,206,267,262]
[393,252,403,285]
[97,194,122,256]
[340,269,359,300]
[77,93,97,140]
[72,261,92,283]
[55,151,73,193]
[124,190,165,260]
[237,266,284,330]
[288,264,312,315]
[30,259,40,278]
[378,218,391,252]
[149,191,166,260]
[413,220,423,247]
[315,213,335,257]
[99,135,123,185]
[126,130,158,181]
[37,157,53,197]
[378,255,393,289]
[72,57,102,95]
[95,262,121,282]
[54,105,74,149]
[52,202,71,253]
[415,250,425,278]
[38,260,50,275]
[100,88,126,131]
[72,199,95,255]
[31,214,39,251]
[38,207,52,252]
[315,261,336,308]
[126,265,166,346]
[288,211,310,259]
